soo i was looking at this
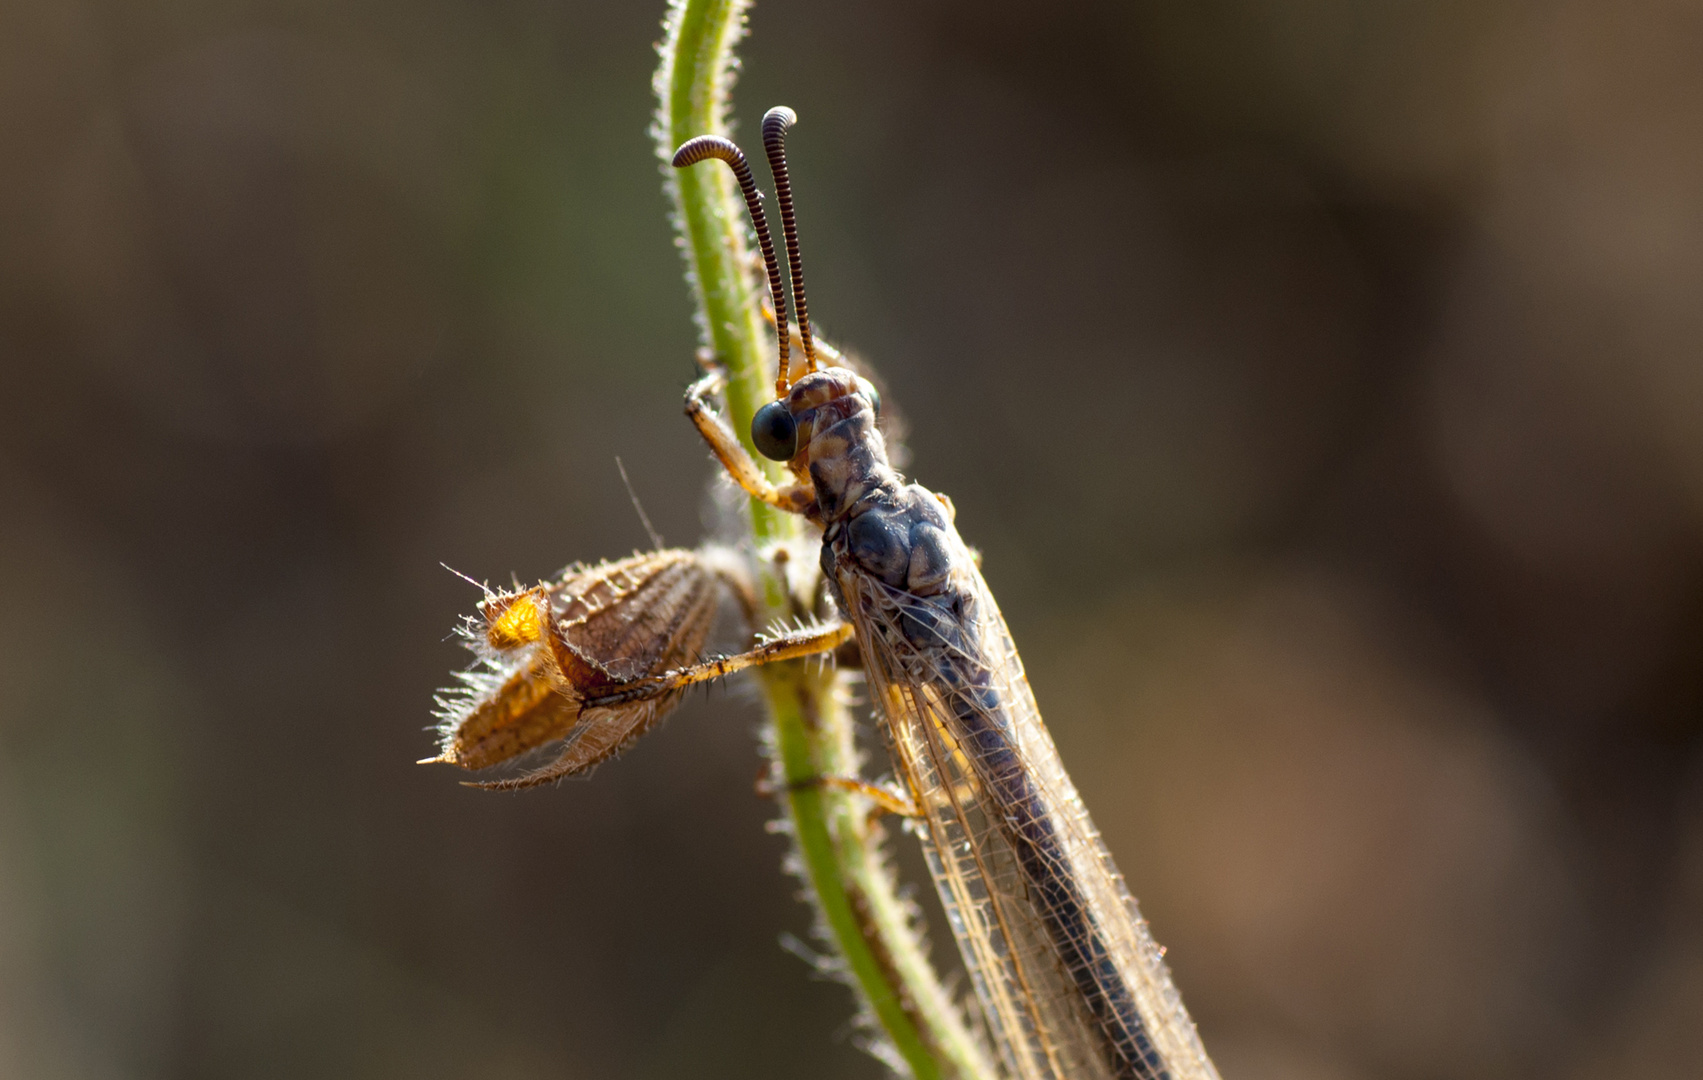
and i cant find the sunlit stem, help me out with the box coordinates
[655,2,995,1077]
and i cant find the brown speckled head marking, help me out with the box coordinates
[777,368,894,523]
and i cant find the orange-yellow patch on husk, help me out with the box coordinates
[484,586,550,651]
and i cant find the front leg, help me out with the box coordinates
[686,368,815,515]
[582,620,854,708]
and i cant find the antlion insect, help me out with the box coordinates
[430,107,1219,1080]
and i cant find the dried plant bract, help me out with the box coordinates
[429,548,745,789]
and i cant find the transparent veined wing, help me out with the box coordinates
[838,530,1219,1080]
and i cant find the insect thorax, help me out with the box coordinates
[790,369,958,618]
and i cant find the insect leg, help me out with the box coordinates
[756,773,920,818]
[582,620,854,708]
[820,776,920,822]
[686,369,814,514]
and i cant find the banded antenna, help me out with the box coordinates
[672,135,794,396]
[761,107,816,370]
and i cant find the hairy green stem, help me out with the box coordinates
[655,3,995,1077]
[654,0,784,547]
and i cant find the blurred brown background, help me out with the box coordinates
[3,0,1702,1077]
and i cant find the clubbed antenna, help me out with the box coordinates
[672,135,794,396]
[761,106,816,370]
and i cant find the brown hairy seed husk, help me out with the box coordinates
[430,548,747,789]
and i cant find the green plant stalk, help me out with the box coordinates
[654,0,783,546]
[655,2,995,1077]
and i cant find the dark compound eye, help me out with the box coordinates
[751,399,798,461]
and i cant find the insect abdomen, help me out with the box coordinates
[913,590,1168,1080]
